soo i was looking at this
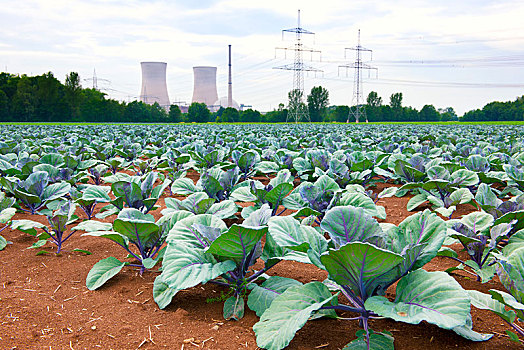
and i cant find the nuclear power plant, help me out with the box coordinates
[139,46,244,111]
[139,62,170,108]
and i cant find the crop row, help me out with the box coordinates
[0,123,523,349]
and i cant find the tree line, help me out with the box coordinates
[0,71,522,123]
[0,71,275,123]
[461,96,524,122]
[0,72,172,123]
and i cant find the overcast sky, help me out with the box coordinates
[2,0,524,115]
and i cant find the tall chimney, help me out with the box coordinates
[228,45,232,109]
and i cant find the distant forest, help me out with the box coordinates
[0,71,522,123]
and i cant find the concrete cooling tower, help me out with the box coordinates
[192,66,218,106]
[140,62,170,107]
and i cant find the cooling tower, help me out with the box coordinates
[192,66,218,106]
[140,62,170,107]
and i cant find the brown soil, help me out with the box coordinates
[0,182,522,350]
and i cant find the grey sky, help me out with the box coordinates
[1,0,524,114]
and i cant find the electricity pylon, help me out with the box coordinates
[274,10,321,123]
[339,30,377,123]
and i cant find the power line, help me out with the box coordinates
[317,75,524,89]
[375,78,524,89]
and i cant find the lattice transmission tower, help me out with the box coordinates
[274,10,321,123]
[339,30,377,123]
[83,68,110,91]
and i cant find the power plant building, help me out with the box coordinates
[140,62,170,108]
[215,96,239,110]
[191,66,219,107]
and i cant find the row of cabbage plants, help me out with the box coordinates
[0,123,522,348]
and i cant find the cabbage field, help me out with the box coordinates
[0,123,523,349]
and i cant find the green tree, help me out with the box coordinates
[168,104,182,123]
[389,92,403,121]
[124,101,150,122]
[389,92,403,109]
[212,106,225,122]
[367,91,382,107]
[150,102,167,122]
[366,91,383,122]
[240,108,261,122]
[34,72,66,122]
[0,73,19,103]
[404,106,419,121]
[380,105,393,121]
[287,89,307,122]
[264,108,287,123]
[329,105,350,122]
[483,102,509,121]
[104,98,125,122]
[217,107,239,123]
[12,75,36,122]
[80,88,126,123]
[419,105,439,122]
[461,109,483,122]
[307,86,329,122]
[438,107,457,122]
[0,89,8,121]
[187,102,210,123]
[65,72,83,121]
[80,88,107,122]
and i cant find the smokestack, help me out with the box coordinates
[140,62,170,107]
[228,45,232,108]
[192,66,219,106]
